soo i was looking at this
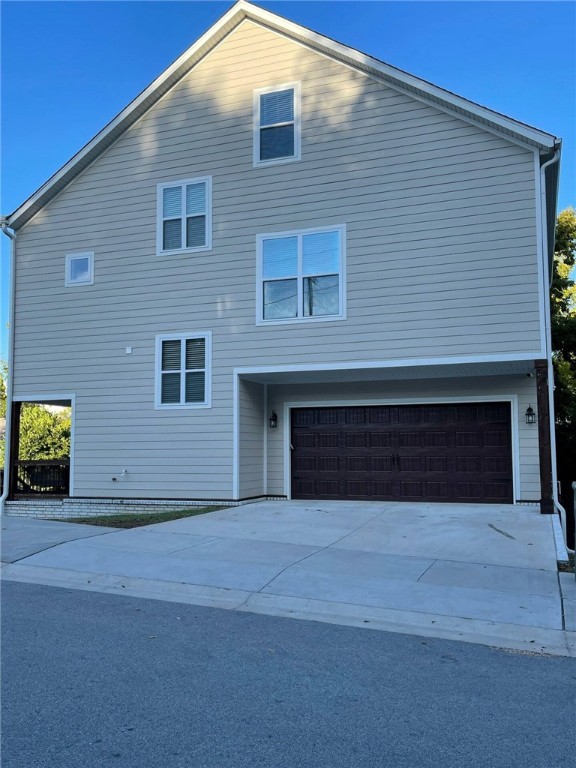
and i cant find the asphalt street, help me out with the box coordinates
[2,581,575,768]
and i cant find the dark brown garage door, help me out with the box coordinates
[291,403,513,503]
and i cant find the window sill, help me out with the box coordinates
[256,313,346,327]
[157,245,212,257]
[154,402,211,410]
[253,154,300,169]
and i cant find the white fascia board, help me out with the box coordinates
[234,351,542,378]
[6,0,556,229]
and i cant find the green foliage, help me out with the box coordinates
[0,402,71,464]
[17,405,71,461]
[0,359,6,420]
[0,374,5,421]
[551,207,576,317]
[551,208,576,520]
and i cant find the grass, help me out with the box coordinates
[49,506,223,529]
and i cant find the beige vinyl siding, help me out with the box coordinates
[238,379,265,498]
[266,375,540,502]
[12,20,542,498]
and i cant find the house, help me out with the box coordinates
[0,0,562,514]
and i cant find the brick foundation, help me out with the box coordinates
[3,497,278,519]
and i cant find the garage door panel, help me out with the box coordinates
[426,481,450,499]
[424,431,448,446]
[294,432,316,448]
[369,432,392,447]
[456,456,482,473]
[484,482,512,501]
[484,431,508,447]
[455,431,481,447]
[317,456,339,472]
[455,481,483,499]
[316,480,340,497]
[483,456,510,473]
[372,480,394,497]
[345,433,368,448]
[399,432,422,447]
[345,409,367,424]
[367,406,392,423]
[346,456,369,472]
[398,456,425,472]
[317,432,339,448]
[318,409,339,425]
[426,456,448,472]
[370,456,394,472]
[290,403,513,503]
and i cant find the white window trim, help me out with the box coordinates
[253,82,301,168]
[154,331,212,410]
[156,176,212,256]
[65,252,94,287]
[256,224,346,326]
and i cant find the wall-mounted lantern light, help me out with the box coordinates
[269,411,278,429]
[525,405,536,425]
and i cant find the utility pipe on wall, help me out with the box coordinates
[0,219,16,516]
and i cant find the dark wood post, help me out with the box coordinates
[535,360,554,514]
[8,401,21,500]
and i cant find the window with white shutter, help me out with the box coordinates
[254,84,300,166]
[155,332,212,408]
[256,226,346,325]
[157,177,212,255]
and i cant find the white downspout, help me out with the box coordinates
[539,149,573,553]
[0,219,17,515]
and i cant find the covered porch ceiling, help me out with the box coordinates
[237,359,537,385]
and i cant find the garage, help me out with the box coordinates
[290,403,513,503]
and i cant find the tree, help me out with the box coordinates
[551,207,576,545]
[0,359,7,420]
[17,405,71,461]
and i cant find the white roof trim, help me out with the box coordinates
[6,0,557,229]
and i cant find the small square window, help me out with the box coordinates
[254,84,300,166]
[65,252,94,287]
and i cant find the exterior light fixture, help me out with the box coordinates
[525,405,536,425]
[269,411,278,429]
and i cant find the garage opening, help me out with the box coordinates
[290,403,513,503]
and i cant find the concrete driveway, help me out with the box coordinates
[2,501,575,656]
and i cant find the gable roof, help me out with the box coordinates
[6,0,559,231]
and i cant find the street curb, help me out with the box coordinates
[3,562,575,658]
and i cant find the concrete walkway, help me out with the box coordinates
[2,501,575,656]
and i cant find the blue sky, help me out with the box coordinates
[1,0,575,358]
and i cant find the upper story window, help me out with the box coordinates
[157,177,212,255]
[256,226,345,325]
[155,332,212,409]
[254,84,300,166]
[65,252,94,287]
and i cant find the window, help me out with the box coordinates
[157,177,212,255]
[257,226,345,324]
[155,333,212,409]
[65,252,94,287]
[254,84,300,165]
